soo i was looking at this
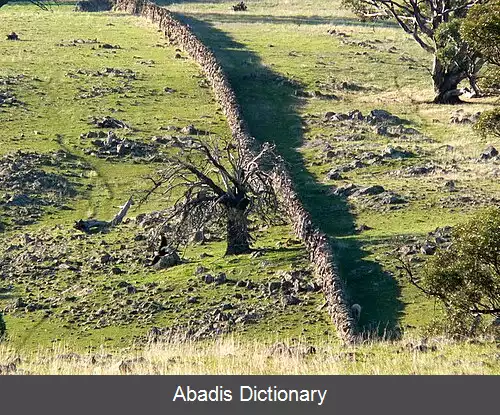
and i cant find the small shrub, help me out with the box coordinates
[400,207,500,335]
[474,108,500,138]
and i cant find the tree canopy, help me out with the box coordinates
[399,208,500,333]
[343,0,487,103]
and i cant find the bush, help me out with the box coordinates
[401,208,500,334]
[475,108,500,138]
[478,66,500,93]
[461,0,500,66]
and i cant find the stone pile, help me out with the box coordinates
[0,151,79,228]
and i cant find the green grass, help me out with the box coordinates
[166,0,499,334]
[0,3,330,351]
[0,1,498,370]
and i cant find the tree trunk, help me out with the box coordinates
[432,57,467,104]
[225,206,251,255]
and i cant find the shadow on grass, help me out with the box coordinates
[177,11,399,28]
[177,12,404,338]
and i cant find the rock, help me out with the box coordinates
[450,110,481,124]
[353,185,385,197]
[332,183,358,197]
[479,145,498,161]
[282,294,301,306]
[100,43,120,50]
[187,296,198,304]
[6,32,19,41]
[100,253,112,264]
[92,116,129,129]
[355,224,372,233]
[203,274,214,284]
[420,243,436,255]
[370,109,392,120]
[405,165,434,176]
[181,124,197,135]
[214,272,227,285]
[348,109,364,120]
[326,169,343,180]
[6,194,33,206]
[153,251,181,269]
[382,146,413,159]
[267,281,281,295]
[444,180,457,192]
[195,266,208,275]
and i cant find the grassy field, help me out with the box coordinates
[1,336,498,374]
[0,0,499,373]
[167,0,500,333]
[0,3,332,351]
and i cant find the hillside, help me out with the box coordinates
[0,0,498,374]
[0,3,331,350]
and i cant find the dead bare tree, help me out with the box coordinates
[343,0,487,103]
[145,137,281,255]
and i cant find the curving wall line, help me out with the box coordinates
[114,0,357,343]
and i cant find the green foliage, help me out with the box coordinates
[435,20,465,68]
[478,66,500,91]
[341,0,383,20]
[420,208,500,332]
[475,108,500,138]
[461,0,500,66]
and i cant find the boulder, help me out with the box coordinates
[479,145,498,161]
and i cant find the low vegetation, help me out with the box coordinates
[0,0,499,374]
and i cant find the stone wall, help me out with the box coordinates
[114,0,357,343]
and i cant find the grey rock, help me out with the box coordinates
[479,145,498,161]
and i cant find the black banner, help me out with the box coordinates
[0,376,498,415]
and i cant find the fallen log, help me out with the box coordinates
[74,197,133,233]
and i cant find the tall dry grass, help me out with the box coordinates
[1,335,498,375]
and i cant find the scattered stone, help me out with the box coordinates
[479,145,498,161]
[84,131,161,161]
[6,32,19,41]
[352,185,385,197]
[91,116,130,129]
[444,180,457,192]
[282,294,301,306]
[450,109,481,124]
[326,169,343,180]
[153,250,181,269]
[180,124,197,135]
[232,1,247,11]
[0,151,79,228]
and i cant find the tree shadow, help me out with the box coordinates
[176,13,404,338]
[177,11,399,28]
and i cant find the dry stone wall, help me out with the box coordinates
[114,0,357,343]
